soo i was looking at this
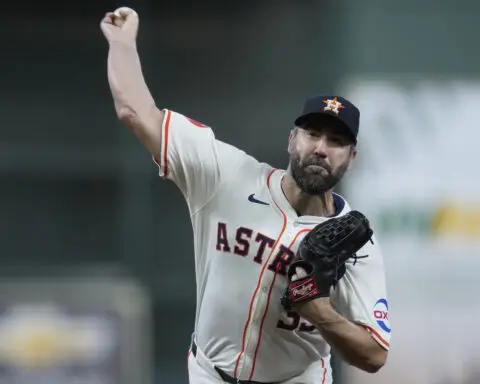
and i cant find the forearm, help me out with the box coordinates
[107,40,163,157]
[300,299,387,373]
[107,41,156,119]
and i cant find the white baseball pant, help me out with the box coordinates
[187,345,333,384]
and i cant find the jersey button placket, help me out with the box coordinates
[239,227,295,379]
[241,274,271,373]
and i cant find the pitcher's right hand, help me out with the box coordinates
[100,7,139,45]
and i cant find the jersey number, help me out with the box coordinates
[276,311,316,332]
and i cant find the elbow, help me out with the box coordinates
[361,362,384,374]
[117,106,137,124]
[117,106,145,136]
[117,104,162,129]
[114,105,164,158]
[359,349,388,373]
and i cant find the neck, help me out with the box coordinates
[281,172,336,217]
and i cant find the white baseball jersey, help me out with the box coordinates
[155,110,391,383]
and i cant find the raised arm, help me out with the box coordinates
[100,7,255,213]
[100,7,164,161]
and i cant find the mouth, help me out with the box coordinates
[306,165,328,173]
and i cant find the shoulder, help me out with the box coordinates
[164,108,276,187]
[219,149,275,187]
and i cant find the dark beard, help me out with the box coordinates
[289,153,349,195]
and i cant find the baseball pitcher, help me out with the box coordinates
[101,8,391,384]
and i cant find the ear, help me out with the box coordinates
[347,146,358,171]
[287,129,295,154]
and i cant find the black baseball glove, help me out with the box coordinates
[281,210,373,310]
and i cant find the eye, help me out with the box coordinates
[306,130,320,138]
[324,133,349,146]
[330,136,344,144]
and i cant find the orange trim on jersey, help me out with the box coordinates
[360,323,390,349]
[321,358,326,384]
[248,262,281,380]
[162,110,172,177]
[288,228,311,248]
[248,227,311,380]
[234,169,286,378]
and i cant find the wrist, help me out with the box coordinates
[109,39,137,50]
[297,297,334,321]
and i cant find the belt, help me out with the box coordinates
[191,340,275,384]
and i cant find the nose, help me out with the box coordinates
[313,135,328,157]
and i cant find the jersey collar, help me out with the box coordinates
[267,169,350,224]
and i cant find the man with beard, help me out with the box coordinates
[101,7,390,384]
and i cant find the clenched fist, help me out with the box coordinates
[100,7,139,45]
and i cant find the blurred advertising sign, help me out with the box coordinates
[338,78,480,384]
[0,275,151,384]
[339,77,480,241]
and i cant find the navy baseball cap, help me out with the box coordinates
[294,94,360,145]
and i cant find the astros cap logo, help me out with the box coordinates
[322,97,345,115]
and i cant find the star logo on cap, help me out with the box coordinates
[322,97,345,115]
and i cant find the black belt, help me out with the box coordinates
[191,340,275,384]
